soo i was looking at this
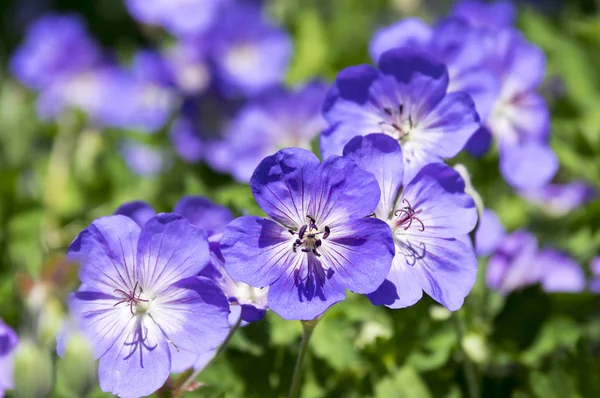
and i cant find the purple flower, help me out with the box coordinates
[475,209,506,257]
[220,148,395,320]
[67,214,230,397]
[321,48,480,184]
[370,17,499,120]
[207,2,292,97]
[101,51,176,133]
[451,1,515,32]
[165,37,212,95]
[37,51,176,131]
[205,82,328,182]
[114,198,268,373]
[169,94,239,164]
[120,141,170,177]
[535,249,585,293]
[114,197,269,323]
[10,13,100,90]
[125,0,228,36]
[590,257,600,293]
[343,134,478,310]
[522,181,597,217]
[0,318,18,396]
[483,28,557,189]
[486,230,540,293]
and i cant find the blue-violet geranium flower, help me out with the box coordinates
[220,148,395,320]
[343,134,478,310]
[67,213,230,397]
[321,48,480,184]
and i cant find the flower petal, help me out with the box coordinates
[369,17,432,62]
[367,257,423,309]
[343,133,404,219]
[174,196,234,235]
[320,217,394,294]
[68,288,132,359]
[499,142,558,190]
[536,249,585,293]
[475,209,506,256]
[267,254,346,320]
[149,276,230,354]
[97,317,170,398]
[136,214,209,294]
[411,91,480,160]
[400,163,477,238]
[114,201,157,227]
[378,48,449,121]
[68,215,141,293]
[309,156,382,226]
[221,216,294,287]
[486,230,540,293]
[397,235,477,310]
[250,148,320,227]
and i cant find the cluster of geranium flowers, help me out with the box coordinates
[3,1,599,397]
[63,129,479,397]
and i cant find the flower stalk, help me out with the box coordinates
[288,318,320,398]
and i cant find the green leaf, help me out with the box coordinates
[521,317,581,366]
[311,316,358,371]
[375,366,432,398]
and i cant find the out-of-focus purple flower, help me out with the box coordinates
[475,209,506,257]
[10,13,101,90]
[449,2,557,190]
[104,51,176,133]
[67,214,230,397]
[321,48,480,183]
[0,318,19,396]
[169,94,240,164]
[590,257,600,293]
[221,148,395,320]
[483,28,557,189]
[487,230,540,293]
[205,82,328,182]
[370,17,499,120]
[37,51,176,131]
[120,141,169,176]
[522,181,597,217]
[344,134,478,310]
[535,249,585,293]
[165,37,212,95]
[451,0,515,32]
[208,3,292,97]
[125,0,229,36]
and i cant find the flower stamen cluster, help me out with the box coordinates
[378,105,413,142]
[394,199,425,231]
[113,281,150,315]
[289,215,331,257]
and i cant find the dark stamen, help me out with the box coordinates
[290,216,331,257]
[298,225,307,239]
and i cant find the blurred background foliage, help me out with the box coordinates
[1,0,600,397]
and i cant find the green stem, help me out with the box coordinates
[451,312,478,398]
[288,318,319,398]
[172,316,242,397]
